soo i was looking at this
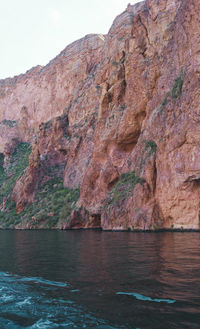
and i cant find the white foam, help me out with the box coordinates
[17,297,32,306]
[30,318,73,328]
[0,294,14,302]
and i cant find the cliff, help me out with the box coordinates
[0,0,200,230]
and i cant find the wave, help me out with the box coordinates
[0,271,119,328]
[116,292,176,304]
[18,276,68,287]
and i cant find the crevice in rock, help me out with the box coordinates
[183,175,200,190]
[101,92,113,111]
[198,211,200,228]
[153,158,157,194]
[107,177,120,190]
[90,213,101,227]
[138,14,151,47]
[117,140,138,153]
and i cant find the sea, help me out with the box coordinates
[0,230,199,328]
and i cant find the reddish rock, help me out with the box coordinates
[1,0,200,230]
[60,208,101,230]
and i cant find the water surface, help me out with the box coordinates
[0,231,199,328]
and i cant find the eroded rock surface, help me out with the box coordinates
[0,0,200,230]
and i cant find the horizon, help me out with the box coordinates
[0,0,142,79]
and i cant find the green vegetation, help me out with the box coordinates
[161,97,168,107]
[106,171,145,207]
[161,92,171,107]
[0,142,32,228]
[144,140,157,157]
[0,143,31,203]
[43,119,53,131]
[172,71,184,99]
[1,119,17,127]
[136,140,157,170]
[20,178,80,229]
[152,223,158,230]
[159,69,184,112]
[0,141,80,228]
[111,61,119,67]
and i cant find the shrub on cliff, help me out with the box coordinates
[0,142,32,228]
[20,178,80,229]
[106,170,145,208]
[172,70,184,99]
[144,140,157,157]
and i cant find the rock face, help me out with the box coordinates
[0,0,200,230]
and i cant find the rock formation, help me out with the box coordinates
[0,0,200,230]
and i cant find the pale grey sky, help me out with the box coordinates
[0,0,142,79]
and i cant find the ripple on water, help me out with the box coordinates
[116,292,176,304]
[0,271,120,329]
[18,276,68,287]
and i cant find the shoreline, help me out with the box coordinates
[0,228,199,232]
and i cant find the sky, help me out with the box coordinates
[0,0,142,79]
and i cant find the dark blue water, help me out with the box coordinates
[0,231,199,328]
